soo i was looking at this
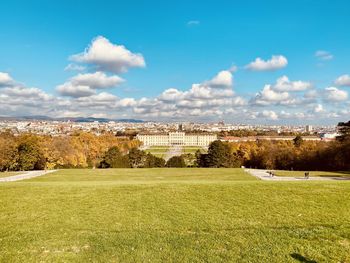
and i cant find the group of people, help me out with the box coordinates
[267,170,310,179]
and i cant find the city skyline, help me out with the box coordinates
[1,0,350,124]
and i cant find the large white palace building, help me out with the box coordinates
[136,132,217,146]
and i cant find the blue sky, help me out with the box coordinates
[0,0,350,124]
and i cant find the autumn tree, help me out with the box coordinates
[17,135,46,171]
[0,133,18,171]
[293,135,303,147]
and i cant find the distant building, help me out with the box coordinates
[136,132,217,146]
[306,125,313,133]
[221,135,322,142]
[320,133,339,140]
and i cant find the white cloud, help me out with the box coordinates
[64,64,86,71]
[3,66,350,123]
[315,50,333,61]
[116,98,137,107]
[253,85,290,105]
[89,113,108,118]
[0,72,14,87]
[158,70,234,104]
[245,55,288,71]
[56,83,96,98]
[251,76,316,107]
[313,104,324,113]
[85,92,117,102]
[158,88,185,102]
[272,75,311,92]
[133,70,242,119]
[56,71,124,98]
[71,72,124,89]
[0,79,57,117]
[323,87,348,102]
[204,70,233,88]
[70,36,145,73]
[56,110,85,118]
[2,86,52,101]
[75,92,118,105]
[259,110,279,120]
[304,89,318,99]
[335,74,350,87]
[279,111,308,120]
[228,65,238,73]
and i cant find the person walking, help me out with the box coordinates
[304,171,310,179]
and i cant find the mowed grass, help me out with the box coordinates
[183,147,206,154]
[0,169,349,262]
[274,170,350,178]
[145,147,169,158]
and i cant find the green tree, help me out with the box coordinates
[181,153,196,167]
[166,156,186,167]
[337,120,350,142]
[128,148,147,168]
[206,140,231,167]
[144,153,166,168]
[99,146,130,168]
[154,156,166,167]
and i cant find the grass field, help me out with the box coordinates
[144,147,169,158]
[0,168,349,262]
[143,146,206,159]
[274,170,350,178]
[182,147,206,154]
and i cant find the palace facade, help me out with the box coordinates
[136,132,217,146]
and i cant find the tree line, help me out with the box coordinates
[196,121,350,171]
[101,126,350,170]
[0,130,198,170]
[1,121,349,171]
[0,131,141,171]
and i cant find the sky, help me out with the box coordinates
[0,0,350,124]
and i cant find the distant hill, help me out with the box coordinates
[0,116,144,123]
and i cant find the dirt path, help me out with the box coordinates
[245,169,350,181]
[164,145,183,161]
[0,170,57,182]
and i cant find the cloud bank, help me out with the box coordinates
[1,36,349,124]
[245,55,288,71]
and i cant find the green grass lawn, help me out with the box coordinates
[0,171,22,178]
[145,147,169,153]
[274,170,350,178]
[182,147,206,154]
[144,146,206,159]
[145,147,169,158]
[0,168,349,262]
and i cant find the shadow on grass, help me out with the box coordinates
[290,253,317,263]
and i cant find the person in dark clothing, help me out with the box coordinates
[304,171,310,179]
